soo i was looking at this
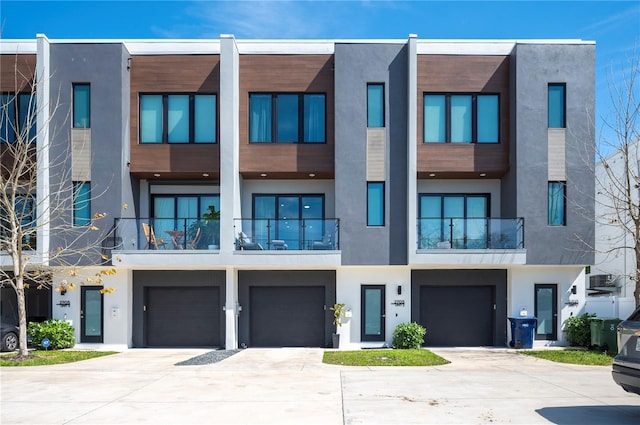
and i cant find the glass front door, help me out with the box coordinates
[81,286,103,343]
[361,285,385,341]
[535,284,557,340]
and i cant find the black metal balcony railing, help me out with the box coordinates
[417,217,524,250]
[114,218,220,250]
[234,218,339,251]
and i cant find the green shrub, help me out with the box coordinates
[564,313,596,347]
[392,322,426,349]
[28,320,76,350]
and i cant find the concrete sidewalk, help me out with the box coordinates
[1,347,639,424]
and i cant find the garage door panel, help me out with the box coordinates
[250,286,325,347]
[420,286,494,346]
[146,287,220,347]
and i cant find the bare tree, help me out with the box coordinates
[592,45,640,306]
[1,57,115,357]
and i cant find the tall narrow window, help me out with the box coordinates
[367,84,384,127]
[73,182,91,226]
[477,95,499,143]
[73,84,90,128]
[167,95,189,143]
[548,84,566,128]
[194,95,216,143]
[367,182,385,226]
[450,95,472,143]
[548,181,566,226]
[140,95,163,143]
[424,95,446,143]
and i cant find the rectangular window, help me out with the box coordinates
[367,182,385,226]
[548,84,566,128]
[367,84,384,127]
[1,92,36,143]
[249,93,326,143]
[548,181,566,226]
[139,93,216,144]
[423,93,499,143]
[73,182,91,227]
[73,84,90,128]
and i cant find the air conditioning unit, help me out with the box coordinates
[589,274,615,289]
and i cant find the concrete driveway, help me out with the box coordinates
[1,347,639,424]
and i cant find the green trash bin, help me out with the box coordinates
[590,317,622,354]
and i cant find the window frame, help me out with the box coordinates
[548,181,566,226]
[548,83,566,128]
[423,93,500,144]
[139,93,217,144]
[367,182,385,227]
[367,83,385,128]
[72,83,91,128]
[248,92,327,144]
[73,182,91,227]
[1,92,36,143]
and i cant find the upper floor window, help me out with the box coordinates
[367,84,384,127]
[140,94,216,144]
[367,182,385,226]
[423,93,499,143]
[548,181,566,226]
[249,93,325,143]
[73,84,90,128]
[1,92,36,143]
[548,83,566,128]
[73,182,91,227]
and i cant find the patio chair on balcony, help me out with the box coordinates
[312,234,333,250]
[142,223,167,250]
[185,227,201,249]
[236,232,264,250]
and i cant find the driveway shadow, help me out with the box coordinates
[536,405,640,424]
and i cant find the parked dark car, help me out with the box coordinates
[1,323,19,352]
[612,305,640,395]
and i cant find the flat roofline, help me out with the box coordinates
[0,37,595,56]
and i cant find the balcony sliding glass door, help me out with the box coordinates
[253,195,324,250]
[419,194,489,249]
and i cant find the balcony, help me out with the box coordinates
[414,217,525,266]
[234,218,339,251]
[114,218,220,251]
[418,217,524,250]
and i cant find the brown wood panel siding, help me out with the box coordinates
[129,55,220,178]
[0,54,36,92]
[239,55,334,178]
[416,55,510,178]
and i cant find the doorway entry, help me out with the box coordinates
[534,284,557,340]
[81,286,103,343]
[361,285,385,341]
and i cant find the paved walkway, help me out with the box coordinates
[1,347,639,424]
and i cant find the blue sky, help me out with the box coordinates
[1,0,639,144]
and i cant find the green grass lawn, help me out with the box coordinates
[520,349,614,366]
[323,349,450,366]
[0,350,118,366]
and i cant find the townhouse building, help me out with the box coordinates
[0,34,595,350]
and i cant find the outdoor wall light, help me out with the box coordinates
[397,285,402,295]
[571,285,577,294]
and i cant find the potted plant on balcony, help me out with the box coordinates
[187,205,220,249]
[330,303,346,349]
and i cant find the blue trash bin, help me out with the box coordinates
[508,317,537,349]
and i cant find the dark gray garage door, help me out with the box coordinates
[420,285,494,346]
[146,286,220,347]
[250,286,325,347]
